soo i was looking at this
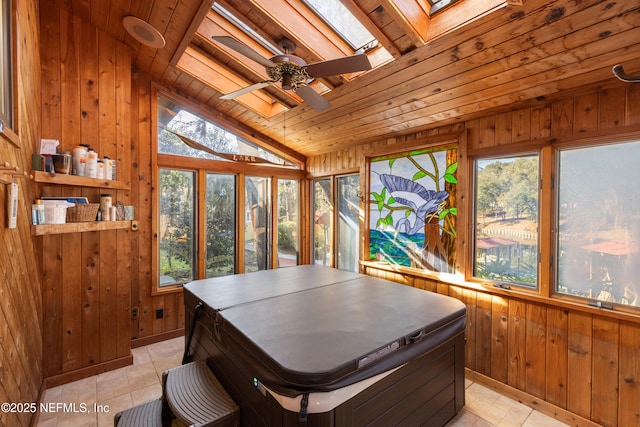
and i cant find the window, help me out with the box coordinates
[312,178,332,266]
[154,92,302,290]
[302,0,376,52]
[206,174,236,278]
[0,0,13,131]
[473,155,539,287]
[277,179,300,267]
[427,0,462,16]
[157,96,294,167]
[158,169,196,286]
[311,175,361,271]
[244,176,271,272]
[336,175,360,272]
[556,140,640,307]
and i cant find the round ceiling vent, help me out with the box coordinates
[122,16,166,49]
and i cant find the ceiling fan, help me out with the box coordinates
[213,35,372,112]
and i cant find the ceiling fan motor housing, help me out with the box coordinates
[267,55,310,90]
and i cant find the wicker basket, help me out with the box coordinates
[66,203,100,223]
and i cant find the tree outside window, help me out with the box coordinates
[158,169,195,286]
[473,155,539,287]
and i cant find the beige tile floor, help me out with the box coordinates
[37,337,568,427]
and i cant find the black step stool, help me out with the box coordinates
[114,360,239,427]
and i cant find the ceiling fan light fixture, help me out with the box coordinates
[282,73,293,90]
[122,16,166,48]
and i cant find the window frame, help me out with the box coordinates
[157,167,198,288]
[335,173,361,272]
[311,176,334,267]
[470,152,541,290]
[204,172,238,279]
[0,0,18,146]
[551,137,640,313]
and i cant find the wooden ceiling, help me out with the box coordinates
[50,0,640,157]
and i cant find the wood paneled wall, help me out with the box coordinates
[39,5,135,383]
[0,0,43,425]
[308,85,640,427]
[129,72,184,344]
[36,4,185,386]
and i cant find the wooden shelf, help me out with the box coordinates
[32,171,130,190]
[32,220,132,236]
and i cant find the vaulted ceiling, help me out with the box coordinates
[50,0,640,157]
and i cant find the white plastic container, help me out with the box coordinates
[100,194,112,221]
[103,157,112,180]
[97,160,105,179]
[86,148,98,178]
[72,145,87,176]
[43,203,70,224]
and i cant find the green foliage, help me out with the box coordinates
[159,169,194,280]
[278,221,298,251]
[477,156,538,220]
[475,258,537,286]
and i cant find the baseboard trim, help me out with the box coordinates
[465,369,601,427]
[131,329,184,349]
[44,355,134,389]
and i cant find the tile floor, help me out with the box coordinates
[37,337,569,427]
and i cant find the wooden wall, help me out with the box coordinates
[129,72,185,345]
[37,5,185,385]
[0,0,43,425]
[308,85,640,427]
[38,5,133,383]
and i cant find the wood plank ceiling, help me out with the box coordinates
[50,0,640,157]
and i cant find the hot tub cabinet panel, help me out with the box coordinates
[183,266,466,426]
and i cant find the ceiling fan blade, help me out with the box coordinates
[220,81,273,100]
[305,53,372,78]
[212,36,277,68]
[295,85,331,112]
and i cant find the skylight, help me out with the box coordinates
[427,0,462,16]
[302,0,377,52]
[212,2,282,56]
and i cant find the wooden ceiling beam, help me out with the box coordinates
[169,0,214,66]
[248,0,354,62]
[338,0,402,59]
[378,0,431,47]
[177,46,283,119]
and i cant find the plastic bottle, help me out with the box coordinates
[100,194,112,221]
[103,156,112,180]
[72,145,87,176]
[97,159,104,179]
[86,148,98,178]
[31,203,38,225]
[32,199,46,225]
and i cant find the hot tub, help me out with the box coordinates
[184,265,466,426]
